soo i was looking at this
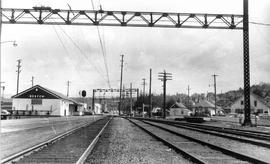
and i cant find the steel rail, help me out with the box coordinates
[1,117,104,164]
[134,117,270,138]
[159,121,270,149]
[172,122,270,140]
[127,118,205,164]
[76,117,112,164]
[139,119,269,164]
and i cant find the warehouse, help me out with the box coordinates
[12,85,82,116]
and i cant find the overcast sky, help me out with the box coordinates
[1,0,270,97]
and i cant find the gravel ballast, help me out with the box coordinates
[86,117,193,164]
[146,120,270,163]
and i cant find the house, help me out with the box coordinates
[230,93,270,116]
[12,85,82,116]
[169,102,191,118]
[193,99,217,116]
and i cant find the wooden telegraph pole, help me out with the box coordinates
[158,70,172,119]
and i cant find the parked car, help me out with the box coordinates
[1,110,11,119]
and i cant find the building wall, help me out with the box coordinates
[231,95,270,115]
[94,103,102,114]
[59,100,72,116]
[169,108,191,117]
[12,98,72,116]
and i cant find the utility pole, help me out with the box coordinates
[130,83,133,116]
[31,76,34,87]
[119,54,124,115]
[122,85,126,114]
[67,81,71,97]
[92,89,95,113]
[187,85,191,110]
[0,0,2,105]
[149,69,152,118]
[212,74,218,116]
[141,78,146,104]
[141,78,146,117]
[0,82,5,99]
[158,70,172,119]
[16,59,22,94]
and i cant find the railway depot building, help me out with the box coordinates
[12,85,83,116]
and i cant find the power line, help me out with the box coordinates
[249,21,270,27]
[90,0,111,88]
[56,25,108,84]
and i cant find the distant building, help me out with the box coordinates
[169,102,192,118]
[1,98,12,111]
[193,99,223,116]
[230,93,270,116]
[94,103,102,114]
[12,85,83,116]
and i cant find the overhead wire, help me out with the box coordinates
[249,21,270,27]
[52,25,93,83]
[90,0,111,88]
[56,25,108,85]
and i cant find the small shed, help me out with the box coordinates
[193,100,216,116]
[169,102,192,118]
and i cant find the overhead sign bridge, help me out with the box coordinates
[0,0,252,125]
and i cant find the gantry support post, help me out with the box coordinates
[242,0,251,126]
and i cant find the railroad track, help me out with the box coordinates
[132,118,270,149]
[134,117,270,141]
[1,116,112,164]
[127,118,270,164]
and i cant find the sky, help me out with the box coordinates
[1,0,270,97]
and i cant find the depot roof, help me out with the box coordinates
[12,85,80,104]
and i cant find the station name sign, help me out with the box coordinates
[15,87,59,99]
[29,94,46,98]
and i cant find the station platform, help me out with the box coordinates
[0,116,103,159]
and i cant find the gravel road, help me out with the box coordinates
[86,117,193,164]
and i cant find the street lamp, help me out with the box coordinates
[0,40,17,46]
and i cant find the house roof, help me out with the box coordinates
[170,102,187,109]
[12,85,79,104]
[194,100,215,108]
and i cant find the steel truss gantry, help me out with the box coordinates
[1,8,243,29]
[92,88,139,113]
[0,0,252,125]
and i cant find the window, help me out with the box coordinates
[254,100,257,107]
[31,99,42,105]
[241,101,244,105]
[257,109,263,113]
[235,109,243,114]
